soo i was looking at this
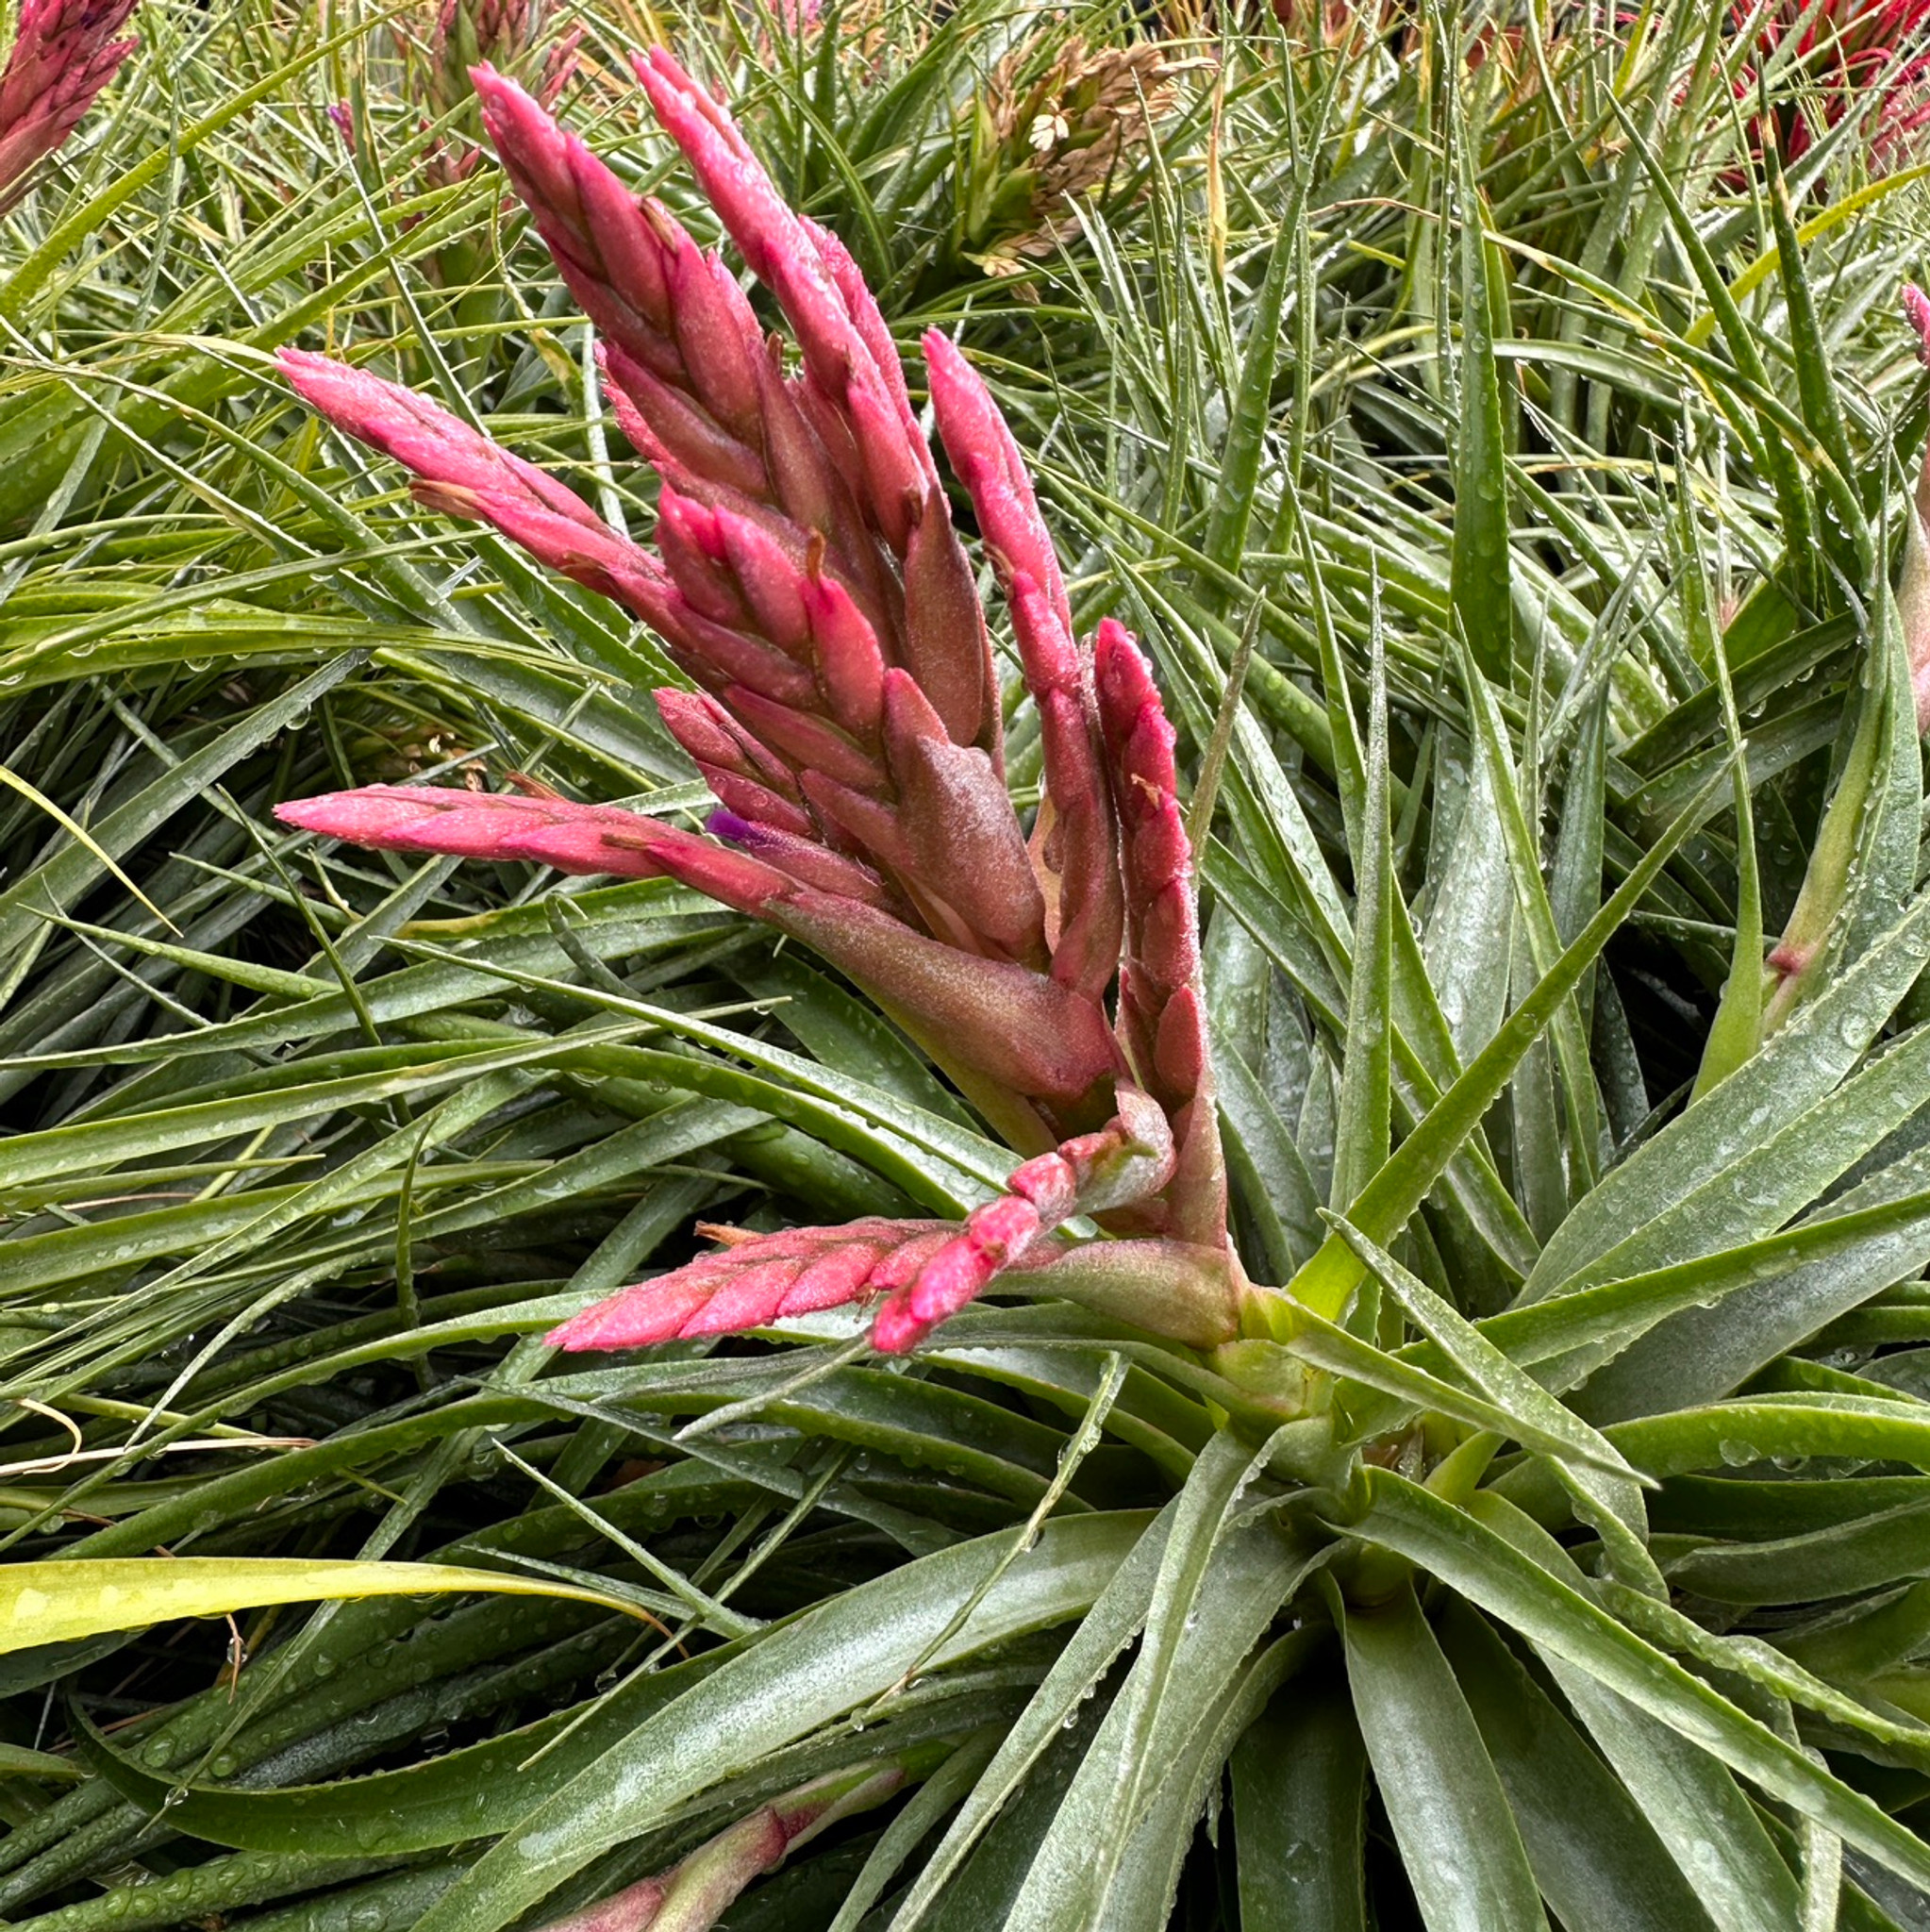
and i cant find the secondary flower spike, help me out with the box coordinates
[0,0,140,211]
[275,53,1242,1354]
[531,1763,908,1932]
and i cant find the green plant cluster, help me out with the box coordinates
[4,1,1930,1927]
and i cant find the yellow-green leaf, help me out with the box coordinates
[0,1558,649,1655]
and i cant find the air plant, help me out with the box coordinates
[275,49,1248,1358]
[0,0,138,211]
[327,0,578,323]
[956,30,1183,280]
[408,0,580,192]
[1739,0,1930,173]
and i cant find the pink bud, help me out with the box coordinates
[879,674,1049,967]
[474,65,768,445]
[901,487,998,755]
[272,787,814,921]
[723,682,887,791]
[603,342,769,502]
[273,788,671,877]
[923,331,1073,659]
[278,350,611,535]
[630,49,861,392]
[656,690,814,838]
[1094,623,1227,1247]
[630,46,943,562]
[803,569,889,738]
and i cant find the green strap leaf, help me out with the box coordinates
[1343,1579,1549,1932]
[1339,1473,1930,1898]
[1281,764,1722,1321]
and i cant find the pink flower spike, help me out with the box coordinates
[923,331,1123,999]
[274,787,672,877]
[272,787,811,922]
[546,1219,932,1350]
[1094,623,1229,1248]
[552,1089,1190,1357]
[628,45,940,546]
[0,0,139,211]
[630,49,866,389]
[1907,285,1930,370]
[278,350,608,535]
[923,331,1073,652]
[777,1240,889,1315]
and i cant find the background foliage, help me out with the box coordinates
[5,0,1930,1927]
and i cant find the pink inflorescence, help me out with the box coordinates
[0,0,140,210]
[275,50,1240,1356]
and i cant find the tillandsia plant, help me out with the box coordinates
[954,29,1183,281]
[389,0,580,195]
[1739,0,1930,173]
[330,0,581,313]
[245,43,1930,1928]
[0,0,137,210]
[277,47,1248,1359]
[26,8,1930,1932]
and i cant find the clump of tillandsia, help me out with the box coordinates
[957,29,1182,280]
[328,0,579,308]
[408,0,579,192]
[1739,0,1930,174]
[0,0,139,212]
[275,49,1248,1357]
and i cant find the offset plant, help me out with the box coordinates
[399,0,579,192]
[955,29,1180,278]
[276,50,1245,1358]
[0,0,138,209]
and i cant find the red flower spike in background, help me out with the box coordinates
[275,51,1247,1357]
[1738,0,1930,175]
[0,0,139,212]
